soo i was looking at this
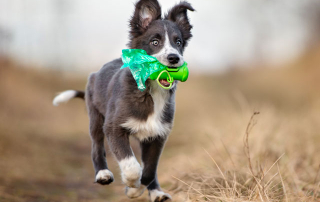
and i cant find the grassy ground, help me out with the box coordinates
[0,46,320,202]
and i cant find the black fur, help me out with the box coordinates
[129,0,162,40]
[75,91,85,99]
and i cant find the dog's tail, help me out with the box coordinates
[53,90,85,106]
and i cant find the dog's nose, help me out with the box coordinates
[167,54,180,65]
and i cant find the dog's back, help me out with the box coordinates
[86,58,125,115]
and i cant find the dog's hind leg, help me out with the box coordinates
[105,126,142,189]
[87,103,114,185]
[125,136,172,201]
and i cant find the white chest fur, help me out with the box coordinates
[121,81,172,141]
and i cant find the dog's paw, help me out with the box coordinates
[95,169,114,185]
[119,156,142,188]
[125,185,146,198]
[149,190,172,202]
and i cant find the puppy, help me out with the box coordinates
[53,0,194,201]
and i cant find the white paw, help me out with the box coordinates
[125,185,146,198]
[149,190,172,202]
[119,156,142,188]
[95,169,114,185]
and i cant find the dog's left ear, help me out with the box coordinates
[165,1,195,43]
[130,0,162,38]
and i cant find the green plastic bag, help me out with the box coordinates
[121,49,188,91]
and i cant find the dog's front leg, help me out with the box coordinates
[125,136,172,201]
[105,126,142,188]
[142,137,172,202]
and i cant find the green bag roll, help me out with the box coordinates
[121,49,189,91]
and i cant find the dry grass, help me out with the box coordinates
[0,45,320,202]
[170,109,320,201]
[166,46,320,202]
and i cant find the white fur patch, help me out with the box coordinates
[152,26,184,67]
[149,189,172,202]
[52,90,77,106]
[126,185,146,198]
[119,156,142,188]
[95,169,114,182]
[140,7,152,20]
[121,81,171,141]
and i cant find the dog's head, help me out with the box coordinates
[128,0,194,68]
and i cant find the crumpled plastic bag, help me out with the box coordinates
[121,49,167,91]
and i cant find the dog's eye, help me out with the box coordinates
[151,40,159,46]
[176,39,182,46]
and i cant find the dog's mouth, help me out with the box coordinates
[159,79,171,87]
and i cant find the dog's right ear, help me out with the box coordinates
[129,0,162,38]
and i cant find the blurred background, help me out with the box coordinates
[2,0,320,72]
[1,0,320,201]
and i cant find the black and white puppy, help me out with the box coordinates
[53,0,194,201]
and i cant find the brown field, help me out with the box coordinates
[0,46,320,202]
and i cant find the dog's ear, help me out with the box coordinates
[165,1,195,42]
[130,0,162,38]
